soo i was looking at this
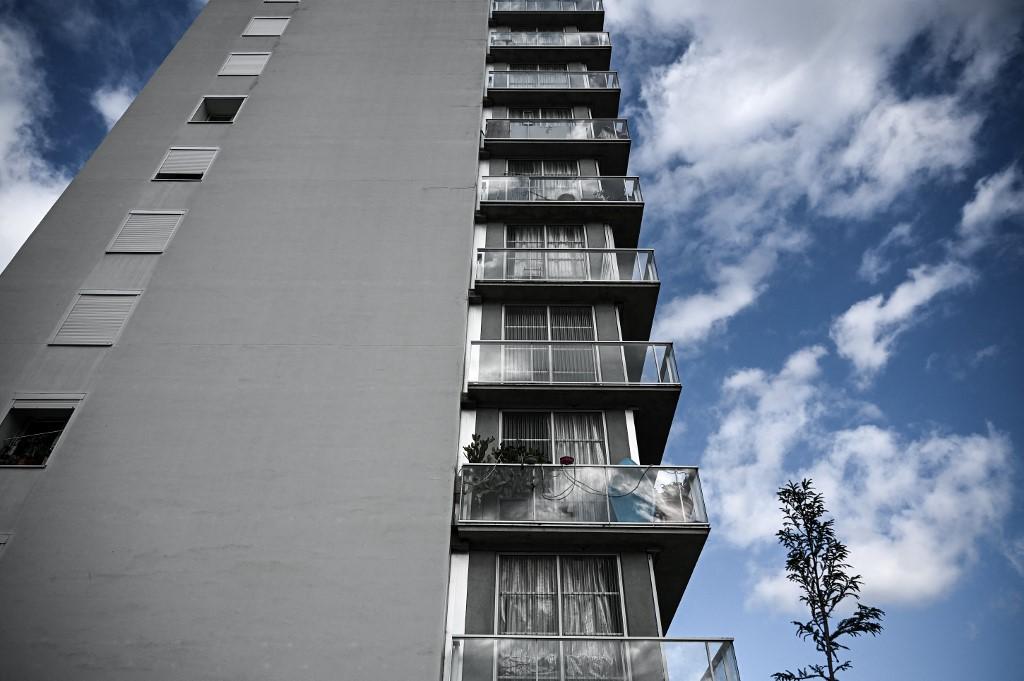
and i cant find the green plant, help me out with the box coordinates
[462,434,546,465]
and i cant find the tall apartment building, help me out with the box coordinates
[0,1,740,679]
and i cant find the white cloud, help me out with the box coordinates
[830,262,976,382]
[703,345,828,546]
[701,347,1014,610]
[956,163,1024,258]
[654,229,807,345]
[858,222,915,283]
[90,84,136,129]
[606,0,1021,346]
[0,24,70,274]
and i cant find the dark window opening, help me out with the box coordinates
[190,96,245,123]
[0,407,74,466]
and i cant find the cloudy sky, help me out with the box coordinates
[1,0,1023,678]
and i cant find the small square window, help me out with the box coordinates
[190,96,246,123]
[243,17,290,36]
[0,400,78,467]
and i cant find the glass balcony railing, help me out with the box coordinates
[492,0,605,10]
[467,341,677,385]
[479,176,641,203]
[487,71,619,89]
[489,31,611,48]
[475,249,657,283]
[457,465,707,525]
[451,636,740,681]
[484,118,629,141]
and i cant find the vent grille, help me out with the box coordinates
[154,148,217,180]
[51,293,140,346]
[108,211,184,253]
[219,52,271,76]
[243,17,290,36]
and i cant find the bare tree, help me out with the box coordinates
[773,479,884,681]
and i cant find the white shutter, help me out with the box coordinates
[107,211,184,253]
[155,148,217,180]
[243,17,290,36]
[219,52,271,76]
[51,293,140,346]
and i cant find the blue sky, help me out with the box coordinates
[1,0,1022,678]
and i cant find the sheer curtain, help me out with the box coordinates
[499,555,559,634]
[502,412,552,463]
[546,224,587,279]
[553,413,605,464]
[506,225,546,280]
[550,306,597,382]
[504,306,549,382]
[560,556,623,635]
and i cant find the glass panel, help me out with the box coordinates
[565,639,627,681]
[553,412,606,464]
[502,412,552,462]
[499,556,559,634]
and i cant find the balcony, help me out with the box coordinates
[490,1,606,31]
[477,176,643,237]
[482,119,630,174]
[472,249,659,337]
[485,71,620,118]
[464,342,679,461]
[452,637,741,681]
[488,32,612,69]
[455,464,708,622]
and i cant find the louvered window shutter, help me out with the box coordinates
[107,211,184,253]
[155,148,217,180]
[51,293,139,346]
[219,52,270,76]
[243,17,290,36]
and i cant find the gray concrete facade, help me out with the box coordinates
[0,0,486,678]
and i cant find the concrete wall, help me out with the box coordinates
[0,0,486,678]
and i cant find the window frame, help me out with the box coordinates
[0,394,84,469]
[48,290,142,346]
[188,95,248,124]
[494,552,629,637]
[242,16,291,37]
[151,146,219,182]
[498,409,610,464]
[105,210,186,254]
[218,52,272,76]
[500,304,597,341]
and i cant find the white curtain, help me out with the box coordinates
[503,306,549,382]
[553,413,605,464]
[506,225,546,279]
[546,225,587,279]
[560,556,623,635]
[550,307,597,382]
[502,412,552,463]
[499,555,559,634]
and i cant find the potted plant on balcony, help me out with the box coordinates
[461,435,547,517]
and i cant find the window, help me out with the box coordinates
[506,159,579,176]
[498,554,624,635]
[189,96,246,123]
[153,147,218,181]
[50,291,140,346]
[501,411,607,464]
[107,211,185,253]
[219,52,271,76]
[504,224,589,280]
[0,398,79,467]
[502,306,598,382]
[508,107,575,119]
[243,16,290,36]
